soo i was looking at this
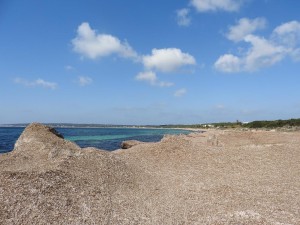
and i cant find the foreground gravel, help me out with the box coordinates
[0,123,299,224]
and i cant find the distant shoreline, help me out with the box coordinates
[1,118,300,130]
[0,124,195,130]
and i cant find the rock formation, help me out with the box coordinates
[1,123,300,224]
[120,140,144,149]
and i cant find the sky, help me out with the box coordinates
[1,0,300,125]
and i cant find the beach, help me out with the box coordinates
[0,123,300,224]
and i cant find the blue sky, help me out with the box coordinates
[1,0,300,125]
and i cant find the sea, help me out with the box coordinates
[0,127,192,154]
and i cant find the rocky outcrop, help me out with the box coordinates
[0,123,142,224]
[9,123,82,171]
[120,140,144,149]
[1,123,300,224]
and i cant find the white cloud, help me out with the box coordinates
[135,71,157,84]
[135,71,174,87]
[138,48,196,89]
[227,17,267,42]
[243,35,287,71]
[78,76,93,86]
[72,22,137,60]
[190,0,243,12]
[14,78,57,90]
[215,35,287,72]
[273,21,300,47]
[291,48,300,61]
[174,88,187,97]
[273,21,300,36]
[142,48,196,73]
[215,20,300,73]
[71,23,197,92]
[215,54,241,72]
[176,8,191,27]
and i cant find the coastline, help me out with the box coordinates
[1,123,300,224]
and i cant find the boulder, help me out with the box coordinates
[120,140,144,149]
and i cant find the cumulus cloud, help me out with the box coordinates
[71,23,197,91]
[214,54,241,72]
[215,19,300,73]
[72,22,137,60]
[78,76,93,86]
[137,48,195,88]
[142,48,196,73]
[190,0,243,12]
[174,88,187,97]
[176,8,191,27]
[215,35,287,72]
[273,20,300,37]
[135,71,174,87]
[272,21,300,62]
[14,78,57,90]
[227,17,267,42]
[273,20,300,48]
[243,35,287,71]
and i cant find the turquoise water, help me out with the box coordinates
[66,134,132,141]
[0,127,192,153]
[61,127,191,150]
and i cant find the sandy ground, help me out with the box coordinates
[0,124,299,224]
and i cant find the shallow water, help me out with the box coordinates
[0,127,191,153]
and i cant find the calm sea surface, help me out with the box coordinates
[0,127,191,154]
